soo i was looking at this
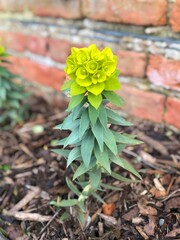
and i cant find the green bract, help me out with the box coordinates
[63,44,121,109]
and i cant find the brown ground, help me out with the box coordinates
[0,94,180,240]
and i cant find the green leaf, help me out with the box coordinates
[104,128,118,155]
[67,147,81,167]
[100,183,122,191]
[68,94,84,111]
[64,127,80,147]
[66,178,81,196]
[52,148,70,158]
[94,145,111,174]
[113,131,143,145]
[111,171,139,183]
[103,91,124,107]
[92,192,105,204]
[59,199,78,207]
[98,104,108,128]
[91,120,104,152]
[79,109,90,138]
[89,167,101,189]
[88,104,99,125]
[55,114,79,130]
[88,93,102,109]
[81,130,95,167]
[61,79,74,91]
[106,108,132,126]
[111,156,142,179]
[70,82,86,96]
[73,161,96,180]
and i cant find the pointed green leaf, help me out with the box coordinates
[88,104,99,125]
[100,183,122,191]
[68,94,84,111]
[66,178,81,196]
[89,167,101,189]
[88,93,102,109]
[113,131,143,145]
[92,192,105,204]
[61,79,74,91]
[81,130,95,167]
[91,120,104,152]
[94,145,111,174]
[103,91,124,107]
[111,172,138,183]
[79,109,90,138]
[98,104,108,128]
[104,128,118,155]
[67,147,81,167]
[52,149,70,158]
[73,161,96,180]
[64,127,80,147]
[111,156,142,179]
[59,199,78,207]
[106,108,132,126]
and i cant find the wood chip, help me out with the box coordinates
[136,226,149,240]
[6,212,51,222]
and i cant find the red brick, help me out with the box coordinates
[82,0,167,26]
[147,55,180,90]
[26,36,47,56]
[48,38,71,63]
[170,0,180,32]
[117,50,147,78]
[0,31,26,52]
[0,0,26,12]
[164,97,180,129]
[9,56,66,90]
[117,84,165,123]
[30,0,82,19]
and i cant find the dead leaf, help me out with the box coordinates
[144,216,157,236]
[98,213,117,226]
[138,198,157,216]
[165,228,180,238]
[165,197,180,212]
[122,207,139,221]
[6,225,27,240]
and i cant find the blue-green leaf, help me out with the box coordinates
[81,130,95,167]
[68,94,84,111]
[79,109,90,138]
[104,128,118,155]
[94,145,111,174]
[88,104,99,125]
[106,108,132,126]
[91,120,104,152]
[103,91,124,107]
[67,147,81,167]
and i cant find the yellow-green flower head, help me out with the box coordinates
[63,44,121,109]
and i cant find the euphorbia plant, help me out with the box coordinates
[52,44,142,227]
[0,46,28,128]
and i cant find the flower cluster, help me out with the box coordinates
[62,44,121,108]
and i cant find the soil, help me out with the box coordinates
[0,94,180,240]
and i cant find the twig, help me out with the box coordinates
[8,187,41,213]
[38,208,61,238]
[6,212,51,222]
[161,189,180,202]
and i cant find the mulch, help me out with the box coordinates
[0,94,180,240]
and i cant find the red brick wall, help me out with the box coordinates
[0,0,180,128]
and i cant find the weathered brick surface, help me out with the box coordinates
[117,50,147,77]
[0,31,26,52]
[48,38,71,63]
[164,97,180,128]
[0,0,26,12]
[117,84,165,123]
[147,55,180,90]
[82,0,168,26]
[27,36,47,56]
[170,0,180,32]
[30,0,82,19]
[9,56,66,90]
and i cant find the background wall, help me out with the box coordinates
[0,0,180,128]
